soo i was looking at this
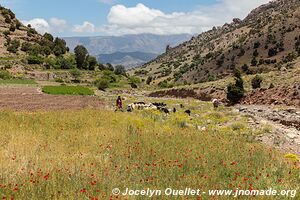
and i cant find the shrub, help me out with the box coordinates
[128,76,141,85]
[95,78,109,91]
[227,69,245,104]
[16,20,22,29]
[9,25,15,32]
[70,68,81,81]
[3,30,10,36]
[251,57,258,66]
[27,55,44,64]
[0,70,11,80]
[114,65,126,76]
[146,76,153,85]
[158,80,174,88]
[7,39,20,53]
[251,75,263,89]
[268,47,278,57]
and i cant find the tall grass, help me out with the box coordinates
[0,108,298,199]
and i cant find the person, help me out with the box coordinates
[212,99,220,108]
[115,96,124,112]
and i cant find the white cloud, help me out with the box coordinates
[22,18,50,34]
[72,21,95,33]
[101,0,270,35]
[20,0,271,36]
[49,18,68,32]
[22,17,68,34]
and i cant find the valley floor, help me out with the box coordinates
[0,85,299,199]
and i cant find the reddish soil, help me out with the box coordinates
[241,84,300,107]
[149,88,226,102]
[0,87,104,111]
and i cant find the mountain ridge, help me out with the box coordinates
[132,0,300,85]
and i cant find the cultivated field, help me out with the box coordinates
[0,86,103,111]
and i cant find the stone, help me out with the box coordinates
[287,133,297,139]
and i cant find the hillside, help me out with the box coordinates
[97,51,158,69]
[133,0,300,85]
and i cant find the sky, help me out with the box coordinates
[0,0,270,37]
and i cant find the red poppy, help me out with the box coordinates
[43,174,49,181]
[80,188,87,193]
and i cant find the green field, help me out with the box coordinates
[42,85,94,95]
[0,79,37,85]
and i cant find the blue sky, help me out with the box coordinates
[0,0,269,37]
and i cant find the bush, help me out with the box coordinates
[114,65,126,76]
[9,25,15,32]
[70,68,81,81]
[27,55,44,64]
[3,30,10,36]
[146,76,153,85]
[7,39,20,53]
[16,20,22,29]
[128,76,141,85]
[95,78,109,91]
[227,69,245,104]
[158,80,174,88]
[251,75,263,89]
[0,70,11,80]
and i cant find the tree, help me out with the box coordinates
[53,38,67,56]
[251,75,263,89]
[43,33,54,42]
[227,68,245,104]
[74,45,88,69]
[106,63,114,71]
[87,56,97,70]
[114,65,126,75]
[95,78,109,91]
[146,76,153,85]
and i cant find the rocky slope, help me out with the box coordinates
[133,0,300,85]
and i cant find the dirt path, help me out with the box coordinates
[0,86,104,111]
[236,105,300,156]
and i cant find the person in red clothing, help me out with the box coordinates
[115,96,123,112]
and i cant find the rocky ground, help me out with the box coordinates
[236,105,300,156]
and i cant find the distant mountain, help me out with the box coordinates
[97,51,158,69]
[63,34,192,67]
[64,34,192,55]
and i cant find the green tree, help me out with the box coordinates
[87,56,98,70]
[251,75,263,89]
[114,65,126,76]
[146,76,153,85]
[74,45,88,69]
[43,33,54,42]
[227,68,245,104]
[95,78,109,91]
[106,63,114,71]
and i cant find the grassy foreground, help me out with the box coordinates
[42,85,94,96]
[0,104,299,199]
